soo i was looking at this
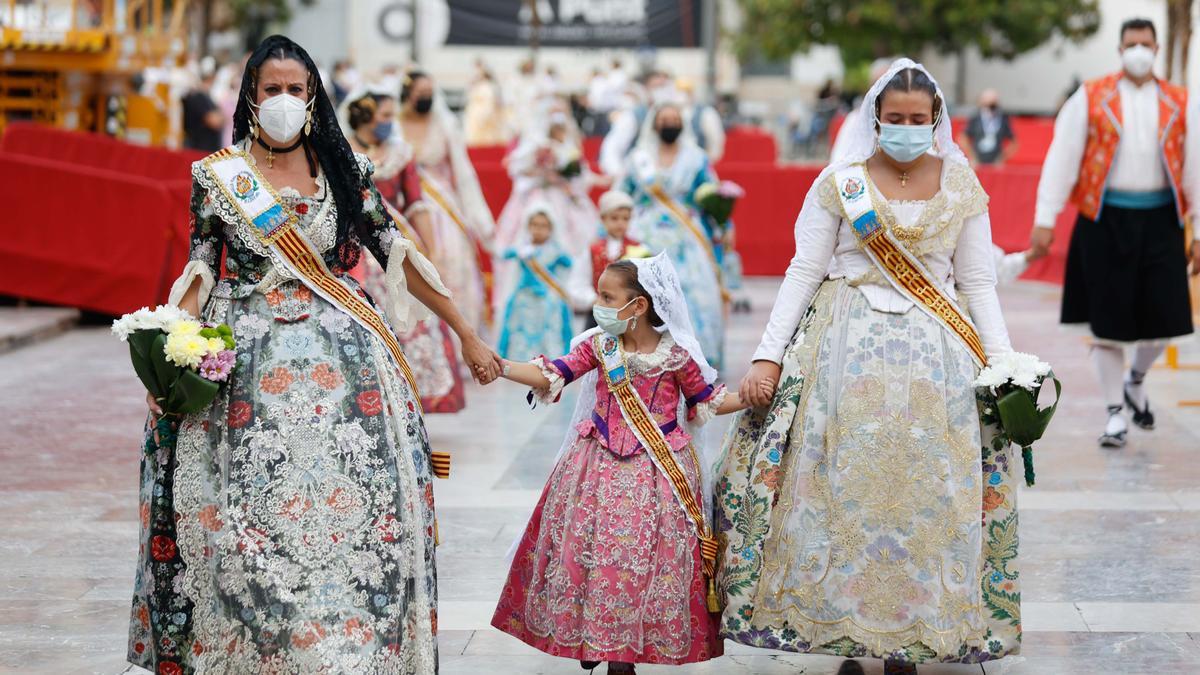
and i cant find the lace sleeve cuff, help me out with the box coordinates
[687,384,727,426]
[382,236,452,334]
[167,260,216,311]
[529,355,569,404]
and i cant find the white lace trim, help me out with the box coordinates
[530,355,567,404]
[689,385,727,426]
[168,260,216,310]
[381,236,451,334]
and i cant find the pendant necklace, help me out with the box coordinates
[256,136,303,169]
[899,170,910,188]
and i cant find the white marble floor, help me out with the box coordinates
[1,279,1198,674]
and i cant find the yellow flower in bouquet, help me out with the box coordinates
[206,337,227,355]
[165,332,210,369]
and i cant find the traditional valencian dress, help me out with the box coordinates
[128,143,447,674]
[496,238,574,362]
[622,135,725,367]
[357,137,466,413]
[492,333,724,664]
[404,102,495,332]
[714,60,1020,666]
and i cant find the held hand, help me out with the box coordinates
[739,360,782,408]
[461,334,502,384]
[1029,226,1054,260]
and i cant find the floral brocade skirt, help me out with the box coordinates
[128,279,440,674]
[492,434,722,665]
[714,280,1022,664]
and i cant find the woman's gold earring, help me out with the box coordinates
[250,120,259,140]
[304,112,312,136]
[631,316,639,331]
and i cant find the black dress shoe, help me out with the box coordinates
[1124,385,1156,430]
[580,661,601,671]
[836,660,865,675]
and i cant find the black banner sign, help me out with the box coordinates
[446,0,702,48]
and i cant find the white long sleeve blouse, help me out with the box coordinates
[753,161,1013,364]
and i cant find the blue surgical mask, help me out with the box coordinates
[373,121,394,143]
[878,122,934,163]
[592,298,636,336]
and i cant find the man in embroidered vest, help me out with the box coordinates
[1032,17,1200,448]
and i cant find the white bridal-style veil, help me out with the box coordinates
[825,57,967,183]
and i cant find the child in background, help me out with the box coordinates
[492,255,760,674]
[496,203,574,361]
[568,190,644,329]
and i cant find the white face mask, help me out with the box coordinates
[1122,44,1156,79]
[253,93,312,143]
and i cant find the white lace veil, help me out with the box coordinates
[825,57,966,181]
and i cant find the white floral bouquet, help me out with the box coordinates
[694,180,745,225]
[975,351,1061,487]
[112,306,237,424]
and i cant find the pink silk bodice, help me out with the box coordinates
[538,334,723,458]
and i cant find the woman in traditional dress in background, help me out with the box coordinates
[714,59,1020,674]
[127,36,501,674]
[343,89,467,413]
[620,101,726,367]
[397,69,496,332]
[495,106,600,256]
[495,202,574,361]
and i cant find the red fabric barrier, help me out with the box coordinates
[472,159,1069,282]
[0,154,192,315]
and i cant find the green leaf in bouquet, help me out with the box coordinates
[996,373,1061,487]
[199,327,220,339]
[127,330,166,399]
[149,332,186,412]
[173,369,221,414]
[222,336,236,350]
[217,324,233,337]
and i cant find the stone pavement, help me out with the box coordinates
[0,278,1198,674]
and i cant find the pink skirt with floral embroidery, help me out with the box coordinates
[491,433,722,665]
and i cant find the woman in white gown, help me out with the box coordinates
[397,70,496,332]
[714,60,1021,674]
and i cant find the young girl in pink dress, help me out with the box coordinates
[491,254,755,674]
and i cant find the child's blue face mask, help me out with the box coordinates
[592,298,636,336]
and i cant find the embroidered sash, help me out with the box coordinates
[594,334,720,585]
[521,256,570,303]
[419,171,494,323]
[646,183,731,303]
[834,164,988,368]
[202,149,451,479]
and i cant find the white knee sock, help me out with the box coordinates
[1091,344,1126,410]
[1126,342,1167,410]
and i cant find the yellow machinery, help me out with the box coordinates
[0,0,189,145]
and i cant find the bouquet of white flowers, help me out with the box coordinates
[975,351,1061,487]
[113,306,237,440]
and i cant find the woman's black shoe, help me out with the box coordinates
[580,661,601,671]
[883,659,917,675]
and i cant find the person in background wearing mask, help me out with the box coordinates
[342,89,468,413]
[397,69,497,333]
[618,100,728,367]
[598,70,673,177]
[960,88,1017,166]
[1031,17,1200,448]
